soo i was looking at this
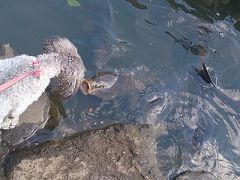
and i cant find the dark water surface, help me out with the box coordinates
[1,0,240,179]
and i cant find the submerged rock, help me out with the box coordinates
[4,123,162,180]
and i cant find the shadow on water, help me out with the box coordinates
[82,0,127,70]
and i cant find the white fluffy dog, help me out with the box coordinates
[0,37,86,129]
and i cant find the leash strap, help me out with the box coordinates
[0,59,41,93]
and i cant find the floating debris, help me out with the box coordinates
[145,19,158,26]
[126,0,147,10]
[66,0,80,7]
[166,31,207,56]
[195,62,215,86]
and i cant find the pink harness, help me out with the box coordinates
[0,59,41,93]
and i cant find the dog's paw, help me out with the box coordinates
[0,116,19,129]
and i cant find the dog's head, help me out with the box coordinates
[42,37,86,100]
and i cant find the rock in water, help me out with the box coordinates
[4,123,162,180]
[0,43,15,59]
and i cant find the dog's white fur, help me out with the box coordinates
[0,37,86,129]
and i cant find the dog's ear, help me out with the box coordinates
[42,37,86,100]
[55,59,84,100]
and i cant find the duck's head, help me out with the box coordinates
[79,71,118,96]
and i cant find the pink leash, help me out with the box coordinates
[0,60,41,93]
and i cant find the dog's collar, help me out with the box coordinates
[33,59,41,78]
[0,59,41,93]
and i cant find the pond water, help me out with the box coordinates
[1,0,240,179]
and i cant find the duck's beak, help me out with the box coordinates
[79,79,92,95]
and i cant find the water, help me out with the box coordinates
[1,0,240,179]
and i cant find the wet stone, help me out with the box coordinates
[4,123,163,180]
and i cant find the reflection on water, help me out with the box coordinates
[1,0,240,179]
